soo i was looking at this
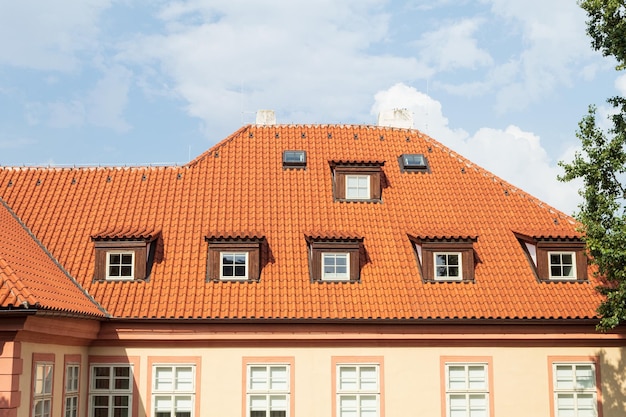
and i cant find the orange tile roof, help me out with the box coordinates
[0,124,604,320]
[0,199,105,316]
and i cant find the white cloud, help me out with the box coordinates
[24,66,132,132]
[616,74,626,97]
[116,1,431,135]
[0,0,111,71]
[371,83,581,214]
[415,18,493,71]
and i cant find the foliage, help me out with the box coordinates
[559,0,626,329]
[579,0,626,70]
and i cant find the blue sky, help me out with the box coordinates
[0,0,622,214]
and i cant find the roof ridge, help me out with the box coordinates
[186,125,251,167]
[0,197,109,317]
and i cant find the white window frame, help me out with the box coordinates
[33,362,54,417]
[445,363,489,417]
[336,364,380,417]
[105,251,135,280]
[322,252,350,281]
[548,251,576,279]
[247,364,290,417]
[553,363,597,417]
[64,363,80,417]
[434,252,462,281]
[89,364,133,417]
[152,364,195,417]
[345,175,370,200]
[220,251,249,280]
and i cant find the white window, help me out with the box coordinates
[89,365,132,417]
[336,364,380,417]
[247,364,290,417]
[549,252,576,279]
[106,252,134,280]
[322,253,350,281]
[153,365,195,417]
[220,252,248,279]
[33,363,54,417]
[435,253,462,280]
[445,363,489,417]
[346,175,370,200]
[553,363,597,417]
[65,364,80,417]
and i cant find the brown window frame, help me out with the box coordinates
[414,239,476,283]
[94,240,151,281]
[206,238,264,282]
[308,239,362,283]
[331,163,383,202]
[535,239,587,281]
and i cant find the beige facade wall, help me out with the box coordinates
[79,344,626,417]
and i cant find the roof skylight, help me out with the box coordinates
[283,150,307,169]
[399,153,429,172]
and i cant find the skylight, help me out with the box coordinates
[283,150,307,169]
[399,153,429,172]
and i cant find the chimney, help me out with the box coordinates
[256,110,276,126]
[377,109,413,129]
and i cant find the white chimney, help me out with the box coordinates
[377,108,413,129]
[256,110,276,126]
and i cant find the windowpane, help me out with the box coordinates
[435,253,462,279]
[346,175,370,199]
[323,253,350,280]
[248,365,289,417]
[221,252,248,278]
[446,364,488,417]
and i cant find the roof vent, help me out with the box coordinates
[256,110,276,126]
[377,109,413,129]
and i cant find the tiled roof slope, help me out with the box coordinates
[0,124,604,320]
[0,199,105,316]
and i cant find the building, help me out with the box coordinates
[1,113,624,417]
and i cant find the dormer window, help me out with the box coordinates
[283,150,306,169]
[306,235,363,282]
[399,154,429,173]
[206,235,265,282]
[410,236,477,283]
[92,228,160,282]
[330,161,384,202]
[516,234,587,281]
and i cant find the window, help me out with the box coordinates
[331,162,384,202]
[307,237,363,282]
[247,365,290,417]
[551,361,599,417]
[33,362,54,417]
[549,252,576,279]
[206,237,264,282]
[411,237,476,282]
[323,253,350,280]
[399,154,429,173]
[106,252,134,279]
[64,363,80,417]
[153,365,195,417]
[516,236,587,281]
[346,175,370,200]
[89,365,133,417]
[283,150,306,169]
[336,364,380,417]
[445,363,489,417]
[435,252,462,280]
[220,252,248,279]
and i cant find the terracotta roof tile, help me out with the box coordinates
[0,124,604,320]
[0,198,105,316]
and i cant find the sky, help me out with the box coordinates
[0,0,623,215]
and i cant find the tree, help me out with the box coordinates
[559,0,626,330]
